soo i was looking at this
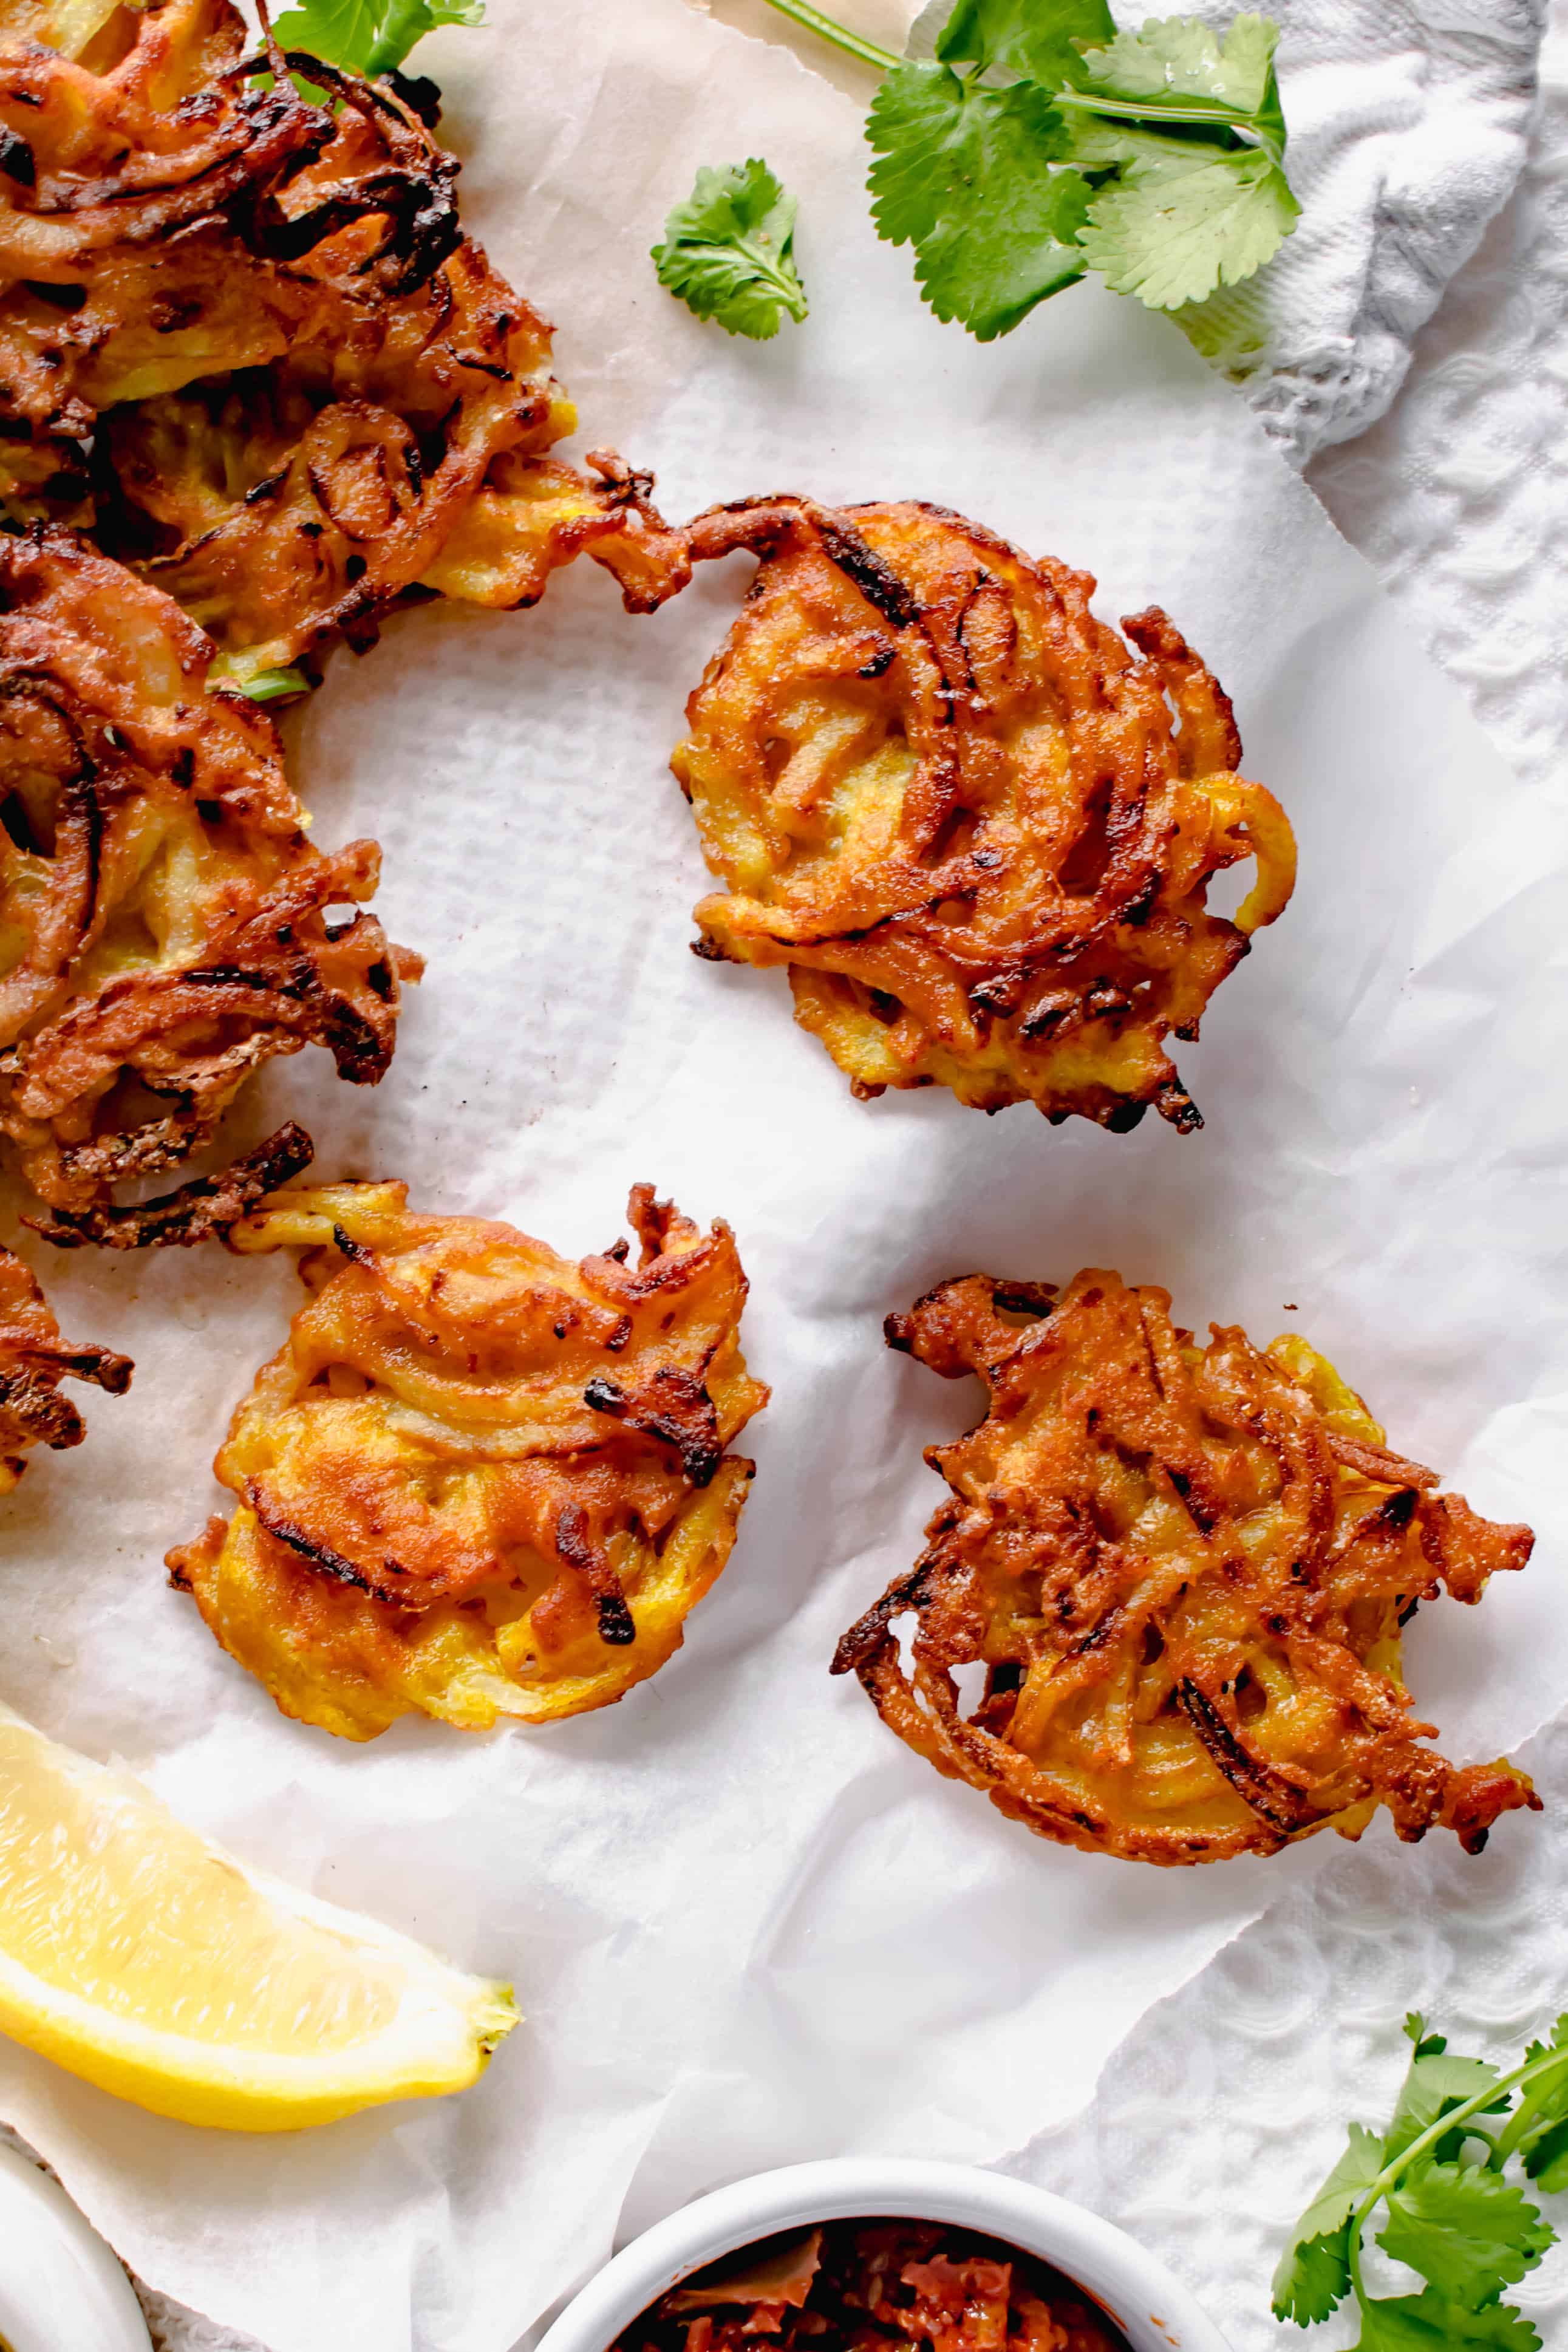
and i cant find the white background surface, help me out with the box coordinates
[1009,12,1568,2349]
[1,2,1563,2349]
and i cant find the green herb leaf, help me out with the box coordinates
[1074,12,1278,117]
[652,159,808,339]
[1353,2288,1542,2350]
[867,61,1089,339]
[1385,2042,1505,2166]
[1274,2014,1568,2352]
[230,667,311,703]
[762,0,1301,335]
[1077,146,1298,309]
[270,0,482,79]
[934,0,1113,85]
[1272,2123,1386,2324]
[1379,2163,1555,2309]
[1514,2020,1568,2184]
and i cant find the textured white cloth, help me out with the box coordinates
[39,7,1566,2352]
[1310,1,1568,784]
[1176,0,1548,461]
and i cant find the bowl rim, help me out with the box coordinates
[0,2139,151,2352]
[536,2158,1231,2352]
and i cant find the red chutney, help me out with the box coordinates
[610,2221,1131,2352]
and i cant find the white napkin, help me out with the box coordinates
[1,5,1564,2352]
[1006,14,1568,2346]
[1310,0,1568,786]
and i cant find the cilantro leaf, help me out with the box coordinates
[1385,2044,1505,2167]
[867,63,1089,339]
[652,160,808,339]
[1515,2021,1568,2185]
[270,0,482,77]
[1272,2123,1386,2324]
[1379,2163,1555,2308]
[1074,12,1279,118]
[1526,2123,1568,2191]
[1271,2013,1568,2351]
[935,0,1113,85]
[1077,146,1298,309]
[760,0,1301,336]
[1354,2288,1541,2350]
[1071,11,1287,169]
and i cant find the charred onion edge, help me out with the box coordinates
[30,1120,315,1250]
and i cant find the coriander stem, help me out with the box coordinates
[1349,2047,1568,2251]
[1347,2200,1371,2323]
[1051,90,1252,129]
[758,0,899,72]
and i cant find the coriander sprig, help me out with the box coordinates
[1275,2013,1568,2348]
[735,0,1301,341]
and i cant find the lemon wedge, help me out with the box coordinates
[0,1703,518,2130]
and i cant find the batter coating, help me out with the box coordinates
[836,1268,1536,1864]
[675,497,1295,1131]
[169,1181,769,1738]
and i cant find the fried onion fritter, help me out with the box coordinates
[0,0,690,679]
[0,1240,130,1487]
[675,498,1296,1132]
[0,528,416,1245]
[166,1180,769,1739]
[834,1269,1538,1865]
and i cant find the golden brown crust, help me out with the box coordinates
[0,528,414,1244]
[0,1239,130,1487]
[167,1179,769,1738]
[0,0,690,678]
[837,1269,1538,1865]
[675,496,1296,1130]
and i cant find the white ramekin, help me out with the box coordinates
[537,2158,1229,2352]
[0,2141,151,2352]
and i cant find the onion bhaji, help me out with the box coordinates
[0,0,690,680]
[167,1179,769,1739]
[0,1240,130,1487]
[834,1269,1538,1865]
[674,497,1297,1133]
[0,527,415,1246]
[613,2220,1128,2352]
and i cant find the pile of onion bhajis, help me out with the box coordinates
[835,1269,1538,1865]
[673,497,1296,1133]
[612,2220,1128,2352]
[0,530,414,1245]
[167,1180,768,1738]
[0,0,689,681]
[0,0,1535,1887]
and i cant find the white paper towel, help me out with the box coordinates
[1003,1697,1568,2351]
[998,16,1568,2348]
[0,5,1564,2352]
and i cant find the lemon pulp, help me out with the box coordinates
[0,1706,517,2127]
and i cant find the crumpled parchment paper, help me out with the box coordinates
[0,5,1563,2351]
